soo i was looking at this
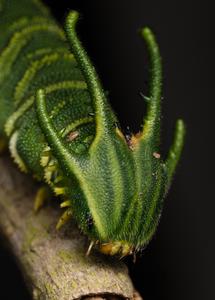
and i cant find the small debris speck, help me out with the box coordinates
[67,131,79,142]
[153,152,161,159]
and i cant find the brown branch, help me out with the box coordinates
[0,155,141,299]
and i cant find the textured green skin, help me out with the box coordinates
[0,0,185,255]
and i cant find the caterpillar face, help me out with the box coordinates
[35,12,185,257]
[0,1,185,257]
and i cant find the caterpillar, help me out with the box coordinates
[0,0,185,257]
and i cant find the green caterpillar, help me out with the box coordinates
[0,0,185,257]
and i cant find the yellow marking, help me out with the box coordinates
[44,169,52,184]
[56,208,72,230]
[46,163,56,171]
[14,52,75,105]
[0,39,28,83]
[0,23,64,84]
[43,158,58,184]
[40,145,51,167]
[53,173,63,184]
[99,241,132,257]
[9,131,28,173]
[50,100,66,119]
[44,80,86,93]
[43,145,51,152]
[8,17,29,32]
[27,48,53,59]
[5,96,34,136]
[40,154,50,167]
[27,47,67,60]
[8,16,52,32]
[54,187,65,196]
[60,200,71,208]
[5,80,87,137]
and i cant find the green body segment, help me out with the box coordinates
[0,0,185,256]
[0,0,96,233]
[0,0,94,173]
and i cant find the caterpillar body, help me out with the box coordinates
[0,0,185,257]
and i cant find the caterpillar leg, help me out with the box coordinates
[34,185,52,212]
[56,208,72,230]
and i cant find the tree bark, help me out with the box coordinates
[0,155,141,299]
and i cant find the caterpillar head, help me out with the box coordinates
[36,12,185,257]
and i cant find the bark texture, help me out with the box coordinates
[0,155,139,299]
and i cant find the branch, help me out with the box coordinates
[0,155,140,299]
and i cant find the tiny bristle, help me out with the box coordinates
[86,241,94,256]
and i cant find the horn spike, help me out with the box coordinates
[165,119,186,192]
[36,89,85,180]
[65,11,114,148]
[139,27,162,144]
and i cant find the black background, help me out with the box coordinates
[0,1,214,299]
